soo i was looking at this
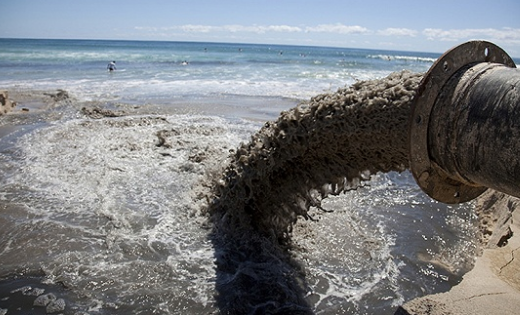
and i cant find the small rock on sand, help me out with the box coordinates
[33,292,57,307]
[46,298,66,313]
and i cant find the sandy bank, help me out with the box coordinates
[396,190,520,315]
[1,89,70,112]
[0,89,75,138]
[0,91,17,115]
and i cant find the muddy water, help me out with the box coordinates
[0,71,478,315]
[206,71,475,313]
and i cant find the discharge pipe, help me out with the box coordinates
[409,41,520,204]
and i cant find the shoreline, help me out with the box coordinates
[0,88,301,123]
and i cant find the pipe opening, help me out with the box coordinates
[409,40,518,203]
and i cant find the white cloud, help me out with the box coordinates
[137,23,369,36]
[305,23,370,34]
[423,27,520,43]
[262,25,302,33]
[180,24,215,33]
[222,24,302,34]
[378,28,417,37]
[144,24,303,34]
[134,24,520,52]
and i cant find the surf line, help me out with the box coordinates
[204,70,423,313]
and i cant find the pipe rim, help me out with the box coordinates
[409,40,516,203]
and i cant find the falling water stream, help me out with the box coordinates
[0,71,478,315]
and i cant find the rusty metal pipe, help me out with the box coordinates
[409,41,519,203]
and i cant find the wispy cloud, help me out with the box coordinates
[134,24,520,48]
[378,28,418,37]
[136,23,371,35]
[423,27,520,43]
[305,24,370,34]
[179,25,214,33]
[136,24,303,34]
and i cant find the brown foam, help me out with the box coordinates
[205,70,423,313]
[207,70,422,240]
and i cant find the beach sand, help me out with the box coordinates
[396,190,520,315]
[2,88,519,314]
[0,91,16,115]
[0,89,70,138]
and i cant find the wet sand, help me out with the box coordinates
[397,190,520,315]
[0,89,71,138]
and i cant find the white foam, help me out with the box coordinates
[367,54,437,63]
[0,113,259,312]
[0,63,403,104]
[288,171,477,312]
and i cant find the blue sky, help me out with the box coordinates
[2,0,520,56]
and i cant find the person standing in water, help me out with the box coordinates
[107,61,116,72]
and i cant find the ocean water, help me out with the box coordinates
[0,38,479,314]
[0,38,438,102]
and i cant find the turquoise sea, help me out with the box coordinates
[0,38,480,314]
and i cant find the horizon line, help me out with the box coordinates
[1,36,445,56]
[3,36,519,60]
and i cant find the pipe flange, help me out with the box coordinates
[409,40,517,203]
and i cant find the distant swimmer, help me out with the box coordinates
[107,61,116,71]
[181,60,189,66]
